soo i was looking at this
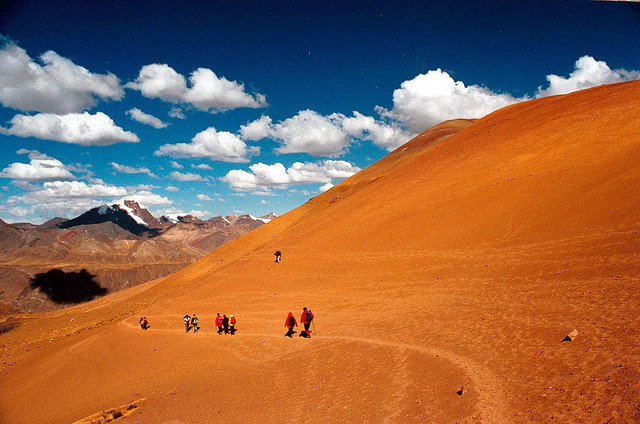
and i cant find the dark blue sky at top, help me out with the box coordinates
[4,0,638,116]
[0,0,638,223]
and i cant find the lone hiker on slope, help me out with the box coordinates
[274,250,282,263]
[216,313,224,334]
[284,312,297,337]
[299,307,314,338]
[140,316,150,330]
[184,313,191,333]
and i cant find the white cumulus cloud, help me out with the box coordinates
[126,108,169,129]
[0,150,74,181]
[169,171,208,182]
[152,207,210,220]
[245,110,351,157]
[221,160,360,191]
[375,58,640,135]
[116,191,172,206]
[1,112,139,145]
[319,183,334,192]
[169,107,186,119]
[536,55,640,98]
[240,115,273,140]
[0,40,123,113]
[376,69,520,133]
[342,111,413,151]
[127,63,267,113]
[155,127,259,163]
[192,164,213,170]
[14,180,127,204]
[109,162,156,178]
[243,110,412,155]
[5,180,171,221]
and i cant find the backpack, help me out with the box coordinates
[192,317,198,325]
[305,311,313,322]
[230,317,236,325]
[288,316,295,326]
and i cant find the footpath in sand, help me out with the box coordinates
[0,250,510,424]
[1,81,640,423]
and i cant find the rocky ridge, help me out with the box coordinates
[0,204,275,312]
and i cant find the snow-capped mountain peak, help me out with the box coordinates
[59,200,161,236]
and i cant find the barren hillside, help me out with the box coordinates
[1,81,639,423]
[0,212,268,313]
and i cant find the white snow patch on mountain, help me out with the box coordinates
[113,200,150,227]
[251,214,274,224]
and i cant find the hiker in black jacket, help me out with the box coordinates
[184,313,191,332]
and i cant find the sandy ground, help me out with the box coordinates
[1,81,639,423]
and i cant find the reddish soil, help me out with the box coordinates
[1,81,639,423]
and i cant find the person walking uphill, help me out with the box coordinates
[229,315,237,335]
[139,316,149,330]
[191,314,199,333]
[184,313,191,333]
[284,312,297,337]
[222,314,229,334]
[216,313,224,334]
[299,307,314,338]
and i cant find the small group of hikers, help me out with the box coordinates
[285,307,314,338]
[215,313,237,335]
[183,313,201,333]
[139,316,150,330]
[141,306,316,338]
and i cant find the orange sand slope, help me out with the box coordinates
[1,80,639,423]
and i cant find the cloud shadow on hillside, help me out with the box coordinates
[30,268,107,304]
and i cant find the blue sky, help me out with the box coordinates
[0,0,639,223]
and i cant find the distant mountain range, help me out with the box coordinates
[0,201,276,312]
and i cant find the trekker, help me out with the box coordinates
[191,314,199,333]
[274,251,282,263]
[222,314,229,334]
[140,316,150,330]
[284,312,297,337]
[184,313,191,332]
[216,313,224,334]
[229,315,237,335]
[299,307,314,338]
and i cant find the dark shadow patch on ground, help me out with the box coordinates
[0,317,20,335]
[30,269,107,304]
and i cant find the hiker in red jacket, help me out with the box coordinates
[215,313,224,334]
[284,312,297,337]
[229,315,237,335]
[299,307,314,338]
